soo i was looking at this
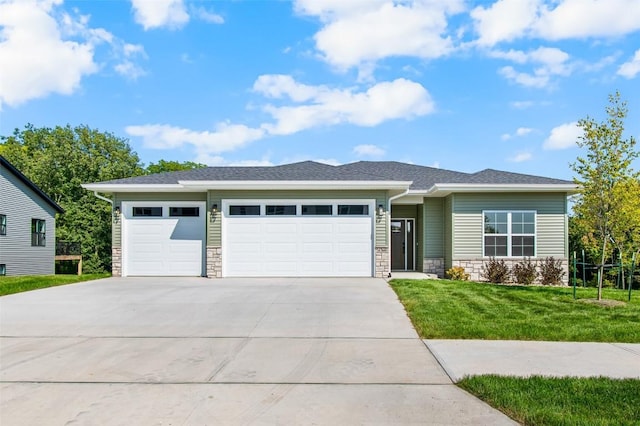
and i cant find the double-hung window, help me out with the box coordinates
[483,211,535,257]
[31,219,46,247]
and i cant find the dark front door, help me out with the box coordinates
[391,219,414,270]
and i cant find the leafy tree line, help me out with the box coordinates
[570,92,640,298]
[0,124,204,273]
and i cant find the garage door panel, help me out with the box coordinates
[224,212,372,277]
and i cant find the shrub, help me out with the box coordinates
[481,257,510,283]
[512,258,538,285]
[539,256,566,285]
[446,266,470,281]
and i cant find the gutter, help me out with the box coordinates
[92,191,114,206]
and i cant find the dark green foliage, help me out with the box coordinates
[145,159,206,174]
[459,376,640,426]
[512,257,538,285]
[539,256,565,285]
[1,124,144,272]
[481,257,510,283]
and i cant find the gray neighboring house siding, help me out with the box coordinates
[0,157,64,276]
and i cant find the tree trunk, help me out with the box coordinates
[598,237,607,301]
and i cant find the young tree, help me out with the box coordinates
[571,92,639,299]
[1,124,144,272]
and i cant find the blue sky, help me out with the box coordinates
[1,0,639,180]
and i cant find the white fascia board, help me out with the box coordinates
[81,183,204,193]
[178,180,413,190]
[410,183,579,197]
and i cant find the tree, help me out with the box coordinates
[571,92,640,300]
[1,124,144,273]
[145,159,205,174]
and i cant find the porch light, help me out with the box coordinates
[113,206,120,222]
[211,203,218,215]
[377,204,385,216]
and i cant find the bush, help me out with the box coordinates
[539,256,565,285]
[481,257,510,283]
[446,266,470,281]
[512,258,538,285]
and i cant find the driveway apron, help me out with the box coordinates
[1,277,515,425]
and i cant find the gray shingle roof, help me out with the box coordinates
[89,160,573,189]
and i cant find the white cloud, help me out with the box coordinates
[353,144,385,157]
[295,0,464,72]
[195,154,273,167]
[125,123,266,159]
[130,0,189,30]
[472,0,640,46]
[0,0,100,108]
[114,43,147,80]
[508,152,533,162]
[516,127,533,136]
[543,121,581,150]
[493,46,571,88]
[510,100,534,109]
[617,49,640,79]
[256,75,435,135]
[192,7,224,24]
[501,133,512,141]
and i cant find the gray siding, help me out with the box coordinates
[424,197,444,258]
[451,192,568,259]
[444,195,453,270]
[113,192,207,247]
[0,167,57,276]
[207,190,388,247]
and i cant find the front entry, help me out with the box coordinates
[391,219,414,271]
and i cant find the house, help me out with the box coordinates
[82,161,577,281]
[0,156,64,276]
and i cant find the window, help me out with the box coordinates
[302,205,332,215]
[229,205,260,216]
[0,214,6,235]
[338,205,369,215]
[169,207,199,217]
[31,219,46,247]
[483,211,535,257]
[133,207,162,217]
[266,205,296,216]
[0,264,5,276]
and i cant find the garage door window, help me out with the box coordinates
[338,205,369,215]
[229,205,260,216]
[302,205,332,215]
[133,207,162,217]
[170,207,200,217]
[266,205,296,215]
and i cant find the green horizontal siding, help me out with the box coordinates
[451,192,568,259]
[207,189,388,247]
[424,197,444,258]
[444,195,453,270]
[416,204,424,271]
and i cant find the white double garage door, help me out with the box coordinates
[122,200,374,277]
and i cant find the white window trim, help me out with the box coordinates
[222,199,375,218]
[482,210,537,258]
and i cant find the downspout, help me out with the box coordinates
[386,189,410,278]
[92,191,113,206]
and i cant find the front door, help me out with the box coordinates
[391,219,414,271]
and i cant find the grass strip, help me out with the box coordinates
[389,279,640,342]
[0,274,110,296]
[459,375,640,426]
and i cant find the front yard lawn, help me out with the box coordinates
[389,279,640,342]
[459,375,640,426]
[0,274,110,296]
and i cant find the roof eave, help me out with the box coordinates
[81,183,202,193]
[178,180,413,190]
[409,183,579,197]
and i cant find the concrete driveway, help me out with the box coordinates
[1,277,515,425]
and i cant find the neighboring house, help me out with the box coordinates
[0,156,64,276]
[83,161,577,281]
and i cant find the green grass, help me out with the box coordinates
[389,279,640,342]
[459,375,640,426]
[0,274,110,296]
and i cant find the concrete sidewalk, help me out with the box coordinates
[426,340,640,382]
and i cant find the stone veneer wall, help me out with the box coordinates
[206,246,222,278]
[112,247,122,277]
[423,258,445,278]
[452,258,569,285]
[375,247,390,278]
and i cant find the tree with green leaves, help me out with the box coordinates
[571,92,640,299]
[145,159,206,174]
[1,124,144,273]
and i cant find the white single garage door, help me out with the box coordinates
[223,201,374,277]
[122,202,206,276]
